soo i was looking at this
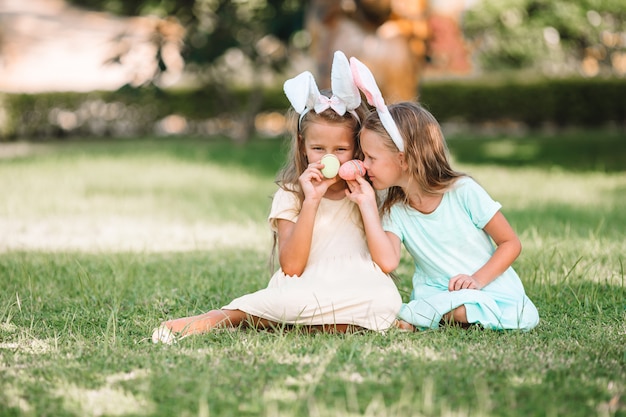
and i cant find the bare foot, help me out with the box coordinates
[151,325,177,344]
[395,319,416,332]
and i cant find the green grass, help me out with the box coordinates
[0,133,625,417]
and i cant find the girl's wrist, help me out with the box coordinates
[471,274,487,289]
[302,197,322,208]
[359,200,379,217]
[359,205,383,231]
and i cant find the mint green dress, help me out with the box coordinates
[383,177,539,331]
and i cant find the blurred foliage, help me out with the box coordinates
[65,0,626,81]
[0,85,288,140]
[448,131,625,172]
[420,78,625,127]
[66,0,305,70]
[63,0,306,141]
[1,78,624,141]
[463,0,626,76]
[4,1,625,141]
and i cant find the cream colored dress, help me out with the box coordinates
[222,188,402,331]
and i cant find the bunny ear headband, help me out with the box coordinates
[349,57,405,152]
[283,51,361,126]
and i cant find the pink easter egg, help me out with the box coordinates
[338,159,366,180]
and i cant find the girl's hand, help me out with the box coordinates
[448,274,482,291]
[299,162,337,201]
[345,175,376,207]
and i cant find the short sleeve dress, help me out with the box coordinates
[222,187,402,331]
[383,177,539,331]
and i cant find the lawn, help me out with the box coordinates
[0,132,624,417]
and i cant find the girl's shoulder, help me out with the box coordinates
[448,176,501,223]
[273,183,301,200]
[448,176,484,196]
[276,182,300,193]
[450,175,474,188]
[269,185,302,225]
[272,185,299,204]
[445,176,496,210]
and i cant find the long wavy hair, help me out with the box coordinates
[361,102,465,215]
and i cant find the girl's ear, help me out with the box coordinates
[299,133,307,156]
[397,152,409,171]
[301,146,308,163]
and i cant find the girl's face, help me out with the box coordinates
[360,128,404,190]
[303,121,356,166]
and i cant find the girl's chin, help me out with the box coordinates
[328,179,346,189]
[370,179,383,190]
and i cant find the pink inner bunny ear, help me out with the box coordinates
[350,57,383,107]
[349,56,405,152]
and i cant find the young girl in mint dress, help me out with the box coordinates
[345,57,539,331]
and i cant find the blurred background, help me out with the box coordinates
[0,0,624,141]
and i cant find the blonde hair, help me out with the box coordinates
[361,101,464,215]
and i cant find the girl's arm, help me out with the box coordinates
[347,176,402,273]
[277,163,333,276]
[276,198,320,276]
[448,211,522,291]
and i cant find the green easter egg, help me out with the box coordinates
[320,154,340,178]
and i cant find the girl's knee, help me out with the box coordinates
[454,304,468,322]
[442,304,468,324]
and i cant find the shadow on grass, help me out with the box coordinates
[121,130,626,175]
[6,130,624,175]
[11,135,288,178]
[156,136,288,177]
[507,202,626,240]
[447,130,626,172]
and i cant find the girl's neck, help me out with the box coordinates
[406,190,442,214]
[324,181,348,200]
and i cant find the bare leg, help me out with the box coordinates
[441,304,474,328]
[243,314,289,331]
[153,309,288,343]
[162,309,267,337]
[160,310,368,339]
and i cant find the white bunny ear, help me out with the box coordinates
[331,51,361,112]
[350,57,405,152]
[283,53,362,125]
[283,71,321,115]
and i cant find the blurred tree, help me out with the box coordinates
[66,0,304,65]
[306,0,431,103]
[463,0,626,77]
[66,0,306,141]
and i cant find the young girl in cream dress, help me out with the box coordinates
[152,52,402,343]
